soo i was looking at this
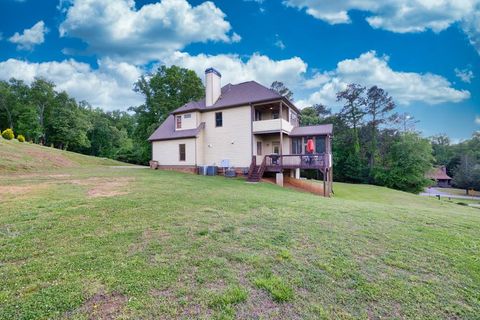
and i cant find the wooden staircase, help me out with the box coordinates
[247,156,266,182]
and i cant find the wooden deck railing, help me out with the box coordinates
[264,153,330,170]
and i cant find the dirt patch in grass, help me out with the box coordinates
[70,177,133,198]
[26,150,76,167]
[78,290,128,320]
[0,183,50,199]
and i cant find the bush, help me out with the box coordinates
[2,128,14,140]
[17,134,25,142]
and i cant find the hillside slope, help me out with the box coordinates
[0,137,125,173]
[0,141,479,319]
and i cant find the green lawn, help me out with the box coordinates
[1,141,479,319]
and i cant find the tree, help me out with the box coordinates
[336,84,366,154]
[300,104,331,126]
[374,132,433,193]
[131,65,204,164]
[0,80,14,129]
[46,91,91,150]
[452,153,480,191]
[30,78,56,144]
[365,86,395,170]
[393,112,419,133]
[270,81,294,100]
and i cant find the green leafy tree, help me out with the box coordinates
[366,86,395,170]
[374,132,433,193]
[30,78,56,144]
[270,81,294,100]
[300,104,331,126]
[131,65,204,164]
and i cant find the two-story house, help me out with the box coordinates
[149,68,333,195]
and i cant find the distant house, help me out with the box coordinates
[427,166,452,188]
[148,68,333,195]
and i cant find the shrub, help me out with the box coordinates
[2,128,14,140]
[17,135,25,142]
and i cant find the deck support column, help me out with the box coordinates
[276,172,284,187]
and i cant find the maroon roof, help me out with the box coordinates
[148,115,204,141]
[173,81,298,114]
[290,124,333,136]
[426,166,452,180]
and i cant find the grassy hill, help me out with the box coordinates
[0,142,479,319]
[0,137,124,173]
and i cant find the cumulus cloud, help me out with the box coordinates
[59,0,240,63]
[9,21,48,50]
[160,51,307,89]
[297,51,470,108]
[283,0,480,54]
[455,68,474,83]
[0,58,143,111]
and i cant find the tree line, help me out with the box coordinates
[0,65,478,193]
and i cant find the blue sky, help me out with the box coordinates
[0,0,479,141]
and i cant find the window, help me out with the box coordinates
[292,138,302,154]
[176,115,182,129]
[272,110,279,119]
[315,136,326,153]
[179,144,186,161]
[184,113,191,119]
[272,142,280,154]
[215,112,223,127]
[255,110,262,121]
[257,141,262,155]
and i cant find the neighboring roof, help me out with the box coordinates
[172,81,299,114]
[289,124,333,136]
[426,166,452,180]
[148,115,204,141]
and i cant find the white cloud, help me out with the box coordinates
[0,58,143,111]
[9,21,48,50]
[160,51,307,89]
[274,34,286,50]
[59,0,240,63]
[283,0,480,54]
[475,115,480,125]
[455,67,474,83]
[297,51,470,108]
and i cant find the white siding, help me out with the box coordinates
[199,106,252,167]
[152,138,197,166]
[175,112,198,131]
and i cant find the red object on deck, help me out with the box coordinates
[306,139,314,153]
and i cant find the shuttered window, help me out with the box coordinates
[179,144,186,161]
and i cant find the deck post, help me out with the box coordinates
[279,102,283,168]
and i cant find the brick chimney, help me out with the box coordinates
[205,68,221,107]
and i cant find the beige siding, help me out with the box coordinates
[199,106,252,167]
[152,138,197,166]
[176,112,199,131]
[254,134,290,163]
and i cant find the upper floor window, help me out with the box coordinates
[176,115,182,129]
[184,113,191,119]
[215,112,223,127]
[272,110,279,119]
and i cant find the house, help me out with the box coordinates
[148,68,333,195]
[427,165,452,188]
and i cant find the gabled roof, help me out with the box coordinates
[172,81,299,114]
[290,124,333,136]
[426,166,452,180]
[148,115,204,141]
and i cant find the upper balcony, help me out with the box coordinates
[253,118,293,134]
[252,101,298,134]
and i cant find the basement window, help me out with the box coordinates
[215,112,223,127]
